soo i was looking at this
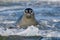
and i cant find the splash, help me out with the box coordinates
[0,25,60,37]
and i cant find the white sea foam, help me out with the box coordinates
[16,25,40,36]
[0,25,60,37]
[2,21,16,24]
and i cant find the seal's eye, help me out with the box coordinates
[25,8,33,14]
[29,10,32,13]
[25,10,32,13]
[25,10,28,13]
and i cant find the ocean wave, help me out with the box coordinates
[0,25,60,37]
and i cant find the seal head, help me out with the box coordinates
[24,8,34,19]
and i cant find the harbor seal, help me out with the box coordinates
[17,8,39,29]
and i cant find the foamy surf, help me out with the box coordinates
[0,25,60,37]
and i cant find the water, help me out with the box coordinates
[0,1,60,40]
